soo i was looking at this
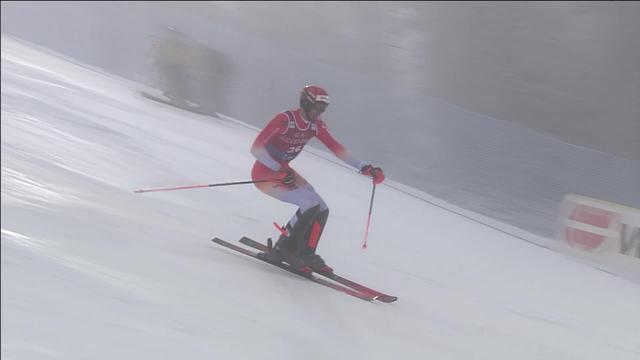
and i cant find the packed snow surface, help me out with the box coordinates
[2,35,639,360]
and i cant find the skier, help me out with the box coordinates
[250,85,384,273]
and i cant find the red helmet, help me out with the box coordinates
[300,85,330,111]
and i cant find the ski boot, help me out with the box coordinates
[267,206,322,272]
[301,253,333,274]
[298,208,333,273]
[268,234,308,271]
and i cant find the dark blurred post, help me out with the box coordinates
[149,27,231,116]
[151,27,192,108]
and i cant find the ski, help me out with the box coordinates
[239,237,398,303]
[211,238,377,302]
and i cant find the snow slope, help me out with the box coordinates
[2,35,639,360]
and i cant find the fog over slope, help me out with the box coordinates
[2,2,638,241]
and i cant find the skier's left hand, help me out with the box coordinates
[360,165,385,184]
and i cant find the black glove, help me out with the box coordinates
[277,167,296,188]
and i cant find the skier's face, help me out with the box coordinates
[309,102,328,117]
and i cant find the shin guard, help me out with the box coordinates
[302,209,329,255]
[286,205,321,252]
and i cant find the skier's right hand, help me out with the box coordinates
[277,166,296,188]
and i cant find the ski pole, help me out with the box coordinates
[134,178,279,194]
[362,182,377,249]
